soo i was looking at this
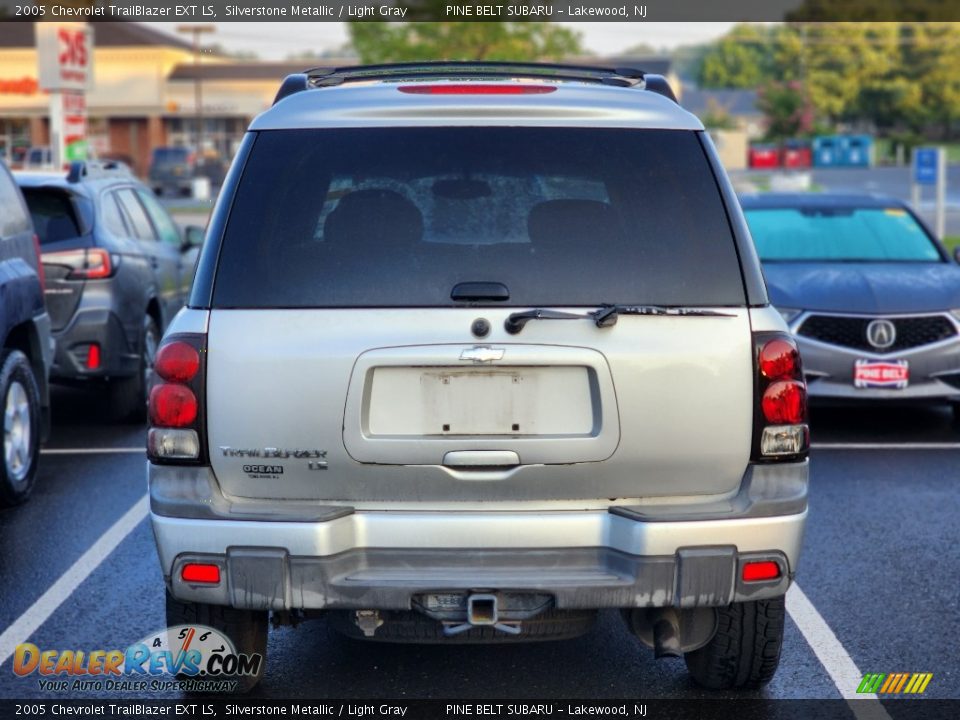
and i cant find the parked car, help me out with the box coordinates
[15,161,204,421]
[23,146,54,171]
[742,193,960,415]
[0,158,53,505]
[149,147,226,197]
[148,63,809,692]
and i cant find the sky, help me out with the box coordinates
[154,22,740,59]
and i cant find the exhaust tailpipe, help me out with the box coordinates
[651,608,683,659]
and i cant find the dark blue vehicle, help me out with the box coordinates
[15,161,203,422]
[741,193,960,415]
[0,158,52,505]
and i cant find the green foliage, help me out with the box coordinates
[348,22,582,64]
[695,22,960,140]
[757,81,815,140]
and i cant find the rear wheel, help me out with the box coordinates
[0,350,41,507]
[165,592,268,693]
[684,597,785,690]
[109,314,159,423]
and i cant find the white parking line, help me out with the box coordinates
[812,442,960,450]
[787,583,891,718]
[41,447,144,455]
[0,495,148,668]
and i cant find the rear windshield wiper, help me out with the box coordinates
[505,304,735,334]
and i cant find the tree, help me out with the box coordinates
[695,24,774,89]
[757,81,815,140]
[348,22,582,64]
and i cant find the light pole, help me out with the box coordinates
[176,24,215,158]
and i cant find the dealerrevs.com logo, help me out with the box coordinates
[13,625,262,693]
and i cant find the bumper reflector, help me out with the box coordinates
[86,343,101,370]
[760,424,809,457]
[181,563,220,584]
[742,561,781,582]
[148,428,200,460]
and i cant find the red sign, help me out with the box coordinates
[853,360,909,389]
[36,23,93,92]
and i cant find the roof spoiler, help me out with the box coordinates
[272,62,678,105]
[67,160,130,184]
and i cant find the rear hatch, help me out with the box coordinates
[206,126,754,504]
[20,186,93,331]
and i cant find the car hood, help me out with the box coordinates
[763,262,960,314]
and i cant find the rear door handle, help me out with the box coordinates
[442,450,520,468]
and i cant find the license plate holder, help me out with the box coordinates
[854,359,909,389]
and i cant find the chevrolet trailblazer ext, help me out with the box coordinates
[147,63,809,692]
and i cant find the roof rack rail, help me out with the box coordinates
[273,61,678,105]
[66,160,130,184]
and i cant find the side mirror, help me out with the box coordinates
[954,246,960,264]
[181,225,204,251]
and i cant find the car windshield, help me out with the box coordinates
[745,206,942,262]
[152,148,189,166]
[214,127,746,308]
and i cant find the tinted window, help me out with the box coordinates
[214,128,744,308]
[0,167,32,237]
[137,189,180,246]
[21,189,81,244]
[101,192,129,236]
[745,207,942,262]
[116,189,157,242]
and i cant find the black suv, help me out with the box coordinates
[16,162,203,421]
[0,158,52,505]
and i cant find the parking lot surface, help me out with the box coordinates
[0,388,957,706]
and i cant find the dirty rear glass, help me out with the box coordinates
[213,128,745,307]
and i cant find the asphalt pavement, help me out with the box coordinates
[0,387,957,708]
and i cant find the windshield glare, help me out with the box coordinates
[745,207,942,262]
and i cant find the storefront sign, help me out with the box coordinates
[36,22,93,92]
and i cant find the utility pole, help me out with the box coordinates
[177,24,214,158]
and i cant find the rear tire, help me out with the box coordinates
[109,314,159,423]
[165,592,268,693]
[0,350,41,507]
[684,597,785,690]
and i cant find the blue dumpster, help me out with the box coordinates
[812,136,839,167]
[840,134,873,167]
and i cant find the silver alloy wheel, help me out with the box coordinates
[4,380,32,483]
[143,321,159,393]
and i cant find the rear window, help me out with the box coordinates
[745,207,942,262]
[21,188,83,244]
[213,128,745,308]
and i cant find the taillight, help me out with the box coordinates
[32,233,45,291]
[41,248,114,280]
[398,84,557,95]
[148,334,206,464]
[753,332,809,461]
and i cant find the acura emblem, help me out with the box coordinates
[866,319,896,350]
[459,346,505,363]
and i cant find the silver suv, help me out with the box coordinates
[147,63,810,692]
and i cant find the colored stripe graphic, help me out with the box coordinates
[859,673,932,694]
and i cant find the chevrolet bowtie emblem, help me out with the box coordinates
[459,346,506,363]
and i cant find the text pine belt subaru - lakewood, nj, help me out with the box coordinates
[146,62,810,692]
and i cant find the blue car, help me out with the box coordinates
[741,193,960,415]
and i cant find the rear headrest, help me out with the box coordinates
[323,188,423,247]
[527,199,623,248]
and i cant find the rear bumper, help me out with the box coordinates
[151,459,807,612]
[164,544,795,612]
[51,305,138,381]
